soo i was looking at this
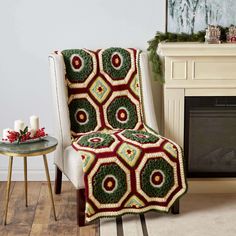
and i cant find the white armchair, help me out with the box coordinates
[49,51,179,226]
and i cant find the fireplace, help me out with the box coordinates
[185,96,236,178]
[159,42,236,192]
[158,42,236,191]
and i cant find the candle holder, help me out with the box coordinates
[1,127,47,144]
[1,115,44,144]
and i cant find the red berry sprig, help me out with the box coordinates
[2,127,47,144]
[6,131,19,143]
[20,131,31,143]
[33,128,47,139]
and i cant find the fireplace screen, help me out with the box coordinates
[185,97,236,177]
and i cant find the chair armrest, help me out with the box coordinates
[140,52,159,133]
[49,53,71,170]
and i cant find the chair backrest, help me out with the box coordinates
[61,48,144,138]
[49,49,158,171]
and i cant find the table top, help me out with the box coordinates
[0,136,58,157]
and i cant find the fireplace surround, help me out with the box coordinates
[158,43,236,190]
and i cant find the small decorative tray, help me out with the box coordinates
[0,137,46,145]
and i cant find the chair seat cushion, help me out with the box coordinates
[64,145,85,189]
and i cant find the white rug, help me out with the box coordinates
[99,194,236,236]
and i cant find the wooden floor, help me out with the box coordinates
[3,182,235,236]
[0,182,99,236]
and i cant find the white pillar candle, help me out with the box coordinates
[14,120,25,132]
[30,115,39,131]
[3,128,13,139]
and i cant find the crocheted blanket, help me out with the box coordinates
[61,48,187,222]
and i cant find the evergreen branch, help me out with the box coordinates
[147,27,229,83]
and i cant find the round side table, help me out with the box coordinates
[0,136,58,225]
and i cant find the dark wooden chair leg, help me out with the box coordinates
[54,166,62,194]
[171,199,180,214]
[77,189,85,227]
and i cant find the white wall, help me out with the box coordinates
[0,0,165,180]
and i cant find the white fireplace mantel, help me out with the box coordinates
[158,42,236,146]
[158,42,236,193]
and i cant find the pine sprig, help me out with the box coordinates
[18,126,29,144]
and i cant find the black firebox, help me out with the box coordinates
[184,96,236,178]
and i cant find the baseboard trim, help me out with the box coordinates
[0,169,68,181]
[188,179,236,193]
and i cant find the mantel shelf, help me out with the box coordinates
[158,42,236,57]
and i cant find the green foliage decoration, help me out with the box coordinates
[147,27,230,83]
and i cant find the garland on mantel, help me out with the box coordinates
[147,27,229,83]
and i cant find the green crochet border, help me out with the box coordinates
[69,98,97,133]
[107,97,138,129]
[78,132,114,148]
[93,164,127,204]
[141,158,174,198]
[62,49,94,83]
[122,130,159,143]
[102,47,131,80]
